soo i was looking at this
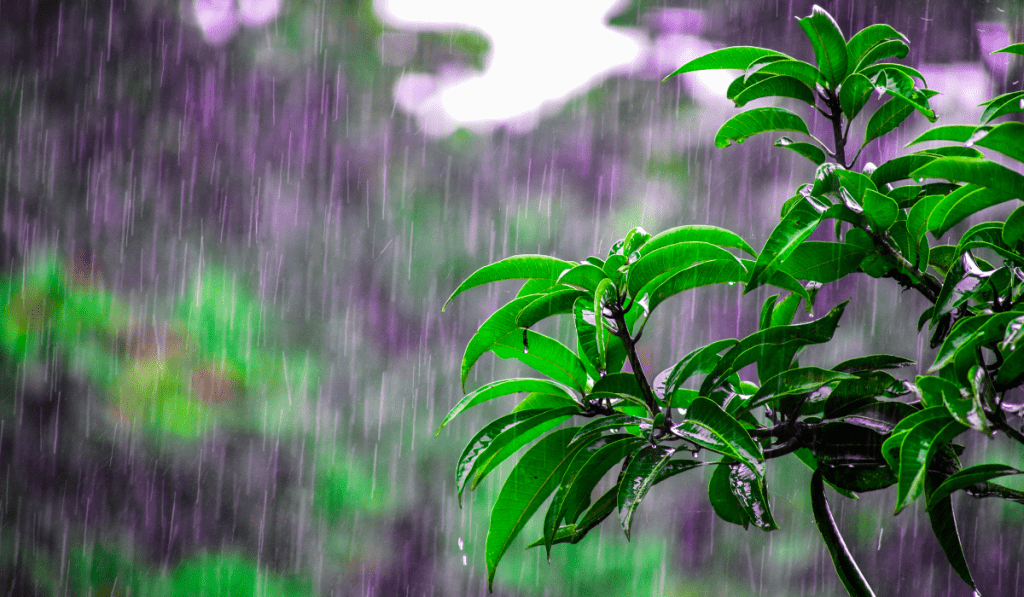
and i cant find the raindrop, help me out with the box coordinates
[458,537,464,550]
[462,554,468,566]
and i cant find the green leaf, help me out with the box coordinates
[665,339,739,395]
[485,427,580,591]
[913,156,1024,200]
[925,473,978,593]
[970,121,1024,164]
[733,75,816,106]
[1005,205,1024,247]
[870,154,939,187]
[456,409,552,506]
[492,330,591,394]
[709,458,750,528]
[906,124,980,146]
[993,42,1024,56]
[861,189,899,230]
[729,461,779,530]
[775,137,827,165]
[748,59,825,90]
[863,95,915,148]
[797,5,848,87]
[778,241,868,283]
[618,445,676,539]
[858,63,928,87]
[593,278,617,372]
[846,23,908,69]
[744,367,856,410]
[700,300,850,395]
[770,292,802,327]
[470,407,581,492]
[833,354,914,373]
[571,413,647,443]
[443,255,573,311]
[894,416,967,514]
[461,295,543,390]
[759,294,779,331]
[517,278,565,297]
[927,184,1010,238]
[930,312,1021,372]
[515,289,589,329]
[981,90,1024,124]
[746,201,823,293]
[853,39,909,72]
[640,225,756,258]
[626,241,739,298]
[671,397,763,475]
[906,194,943,268]
[929,463,1024,507]
[556,263,607,292]
[543,433,638,556]
[663,46,789,81]
[574,297,627,379]
[633,259,748,327]
[810,470,878,597]
[838,73,874,121]
[438,378,576,435]
[714,107,811,149]
[820,464,897,493]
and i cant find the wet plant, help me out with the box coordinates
[441,6,1024,595]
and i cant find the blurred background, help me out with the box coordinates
[1,0,1023,595]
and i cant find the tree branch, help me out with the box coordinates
[609,307,659,417]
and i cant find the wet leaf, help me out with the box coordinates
[443,255,574,311]
[709,458,749,528]
[853,39,909,72]
[1002,205,1024,247]
[744,367,856,410]
[870,154,939,187]
[797,5,848,87]
[663,46,789,80]
[858,63,928,86]
[862,189,899,230]
[775,136,827,165]
[833,354,914,373]
[929,463,1024,507]
[980,90,1024,123]
[556,263,607,292]
[912,157,1024,201]
[838,73,874,121]
[515,289,589,329]
[925,473,978,593]
[778,241,868,283]
[574,298,627,379]
[461,295,541,390]
[625,241,739,298]
[863,95,915,148]
[732,75,816,106]
[593,279,617,372]
[846,23,908,70]
[820,465,896,493]
[992,42,1024,56]
[894,416,966,514]
[633,259,748,325]
[728,461,779,530]
[930,312,1020,372]
[492,329,591,394]
[671,397,763,475]
[485,427,580,591]
[746,201,823,293]
[664,339,739,395]
[714,107,811,148]
[748,57,824,89]
[469,407,581,492]
[970,121,1024,164]
[639,225,756,257]
[617,444,676,539]
[811,470,878,597]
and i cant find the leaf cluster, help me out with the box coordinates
[441,8,1024,595]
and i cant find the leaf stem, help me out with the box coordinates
[859,226,942,303]
[609,306,659,418]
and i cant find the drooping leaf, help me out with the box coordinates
[444,255,574,311]
[894,416,967,514]
[469,407,581,492]
[746,201,823,293]
[593,278,617,373]
[671,397,763,475]
[778,241,868,283]
[633,259,748,327]
[927,183,1014,238]
[925,473,978,593]
[870,154,939,187]
[618,444,676,539]
[485,427,580,591]
[797,5,848,87]
[515,289,589,329]
[928,463,1024,507]
[456,409,553,506]
[663,46,789,80]
[709,458,750,528]
[833,354,914,373]
[571,413,647,444]
[846,23,908,70]
[775,137,827,165]
[930,312,1021,372]
[639,225,756,258]
[665,339,739,395]
[981,90,1024,124]
[461,295,542,390]
[858,63,928,86]
[733,75,816,106]
[491,329,591,394]
[1002,205,1024,247]
[810,470,878,597]
[438,378,576,435]
[913,157,1024,200]
[744,367,856,410]
[852,39,909,72]
[714,107,811,149]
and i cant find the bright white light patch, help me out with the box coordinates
[378,0,647,136]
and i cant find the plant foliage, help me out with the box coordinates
[442,6,1024,594]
